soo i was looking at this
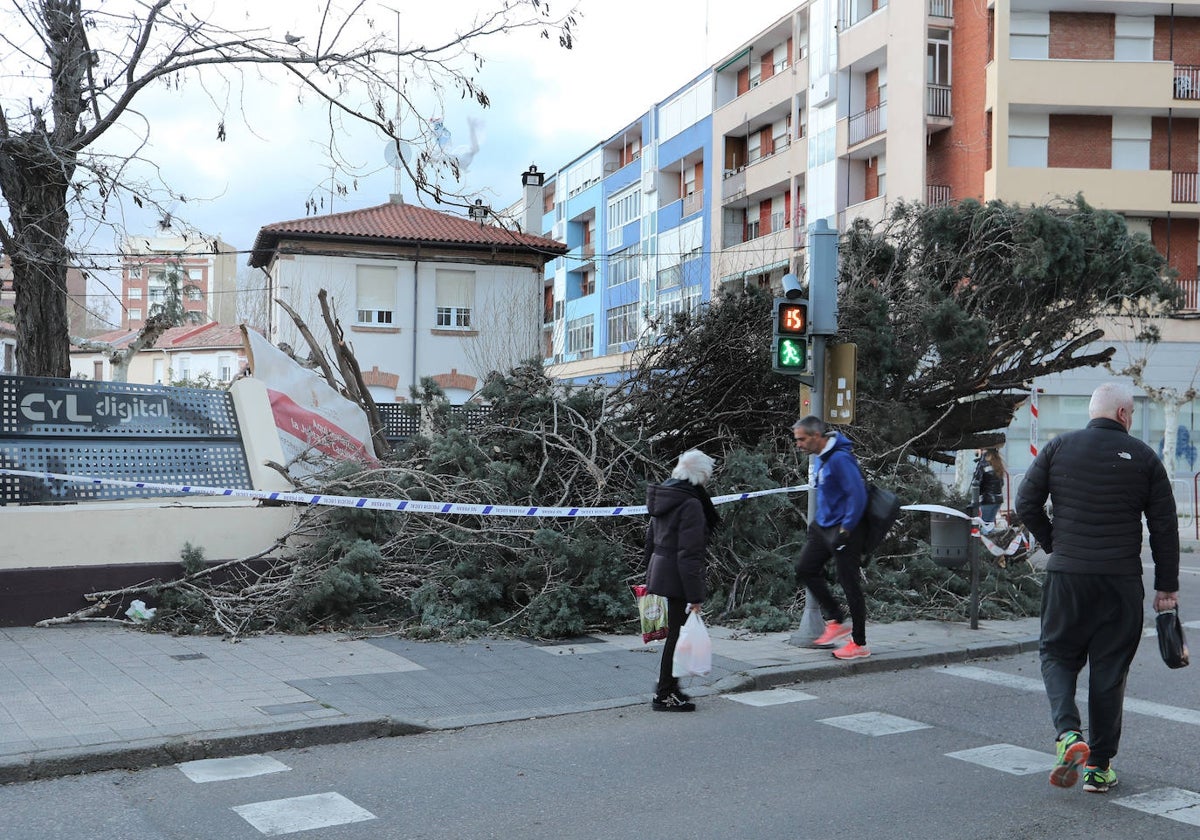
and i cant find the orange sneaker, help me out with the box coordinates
[1049,731,1090,788]
[813,620,852,648]
[832,640,871,660]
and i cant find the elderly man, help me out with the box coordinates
[1016,382,1179,794]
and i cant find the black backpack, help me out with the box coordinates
[862,482,902,559]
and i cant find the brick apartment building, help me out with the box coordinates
[119,235,238,330]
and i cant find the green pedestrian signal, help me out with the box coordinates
[774,336,809,371]
[771,297,811,375]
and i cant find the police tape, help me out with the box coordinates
[0,468,810,518]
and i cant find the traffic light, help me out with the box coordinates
[772,298,810,374]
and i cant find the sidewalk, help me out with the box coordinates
[0,615,1042,784]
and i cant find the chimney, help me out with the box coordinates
[521,164,545,237]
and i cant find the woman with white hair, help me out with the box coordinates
[644,449,721,711]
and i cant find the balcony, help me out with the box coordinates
[929,0,952,18]
[1176,277,1198,311]
[682,189,704,218]
[1177,66,1200,101]
[848,103,887,146]
[927,184,952,206]
[1173,172,1197,204]
[927,84,952,119]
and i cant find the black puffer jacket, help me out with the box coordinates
[644,479,708,603]
[973,459,1004,505]
[1016,417,1179,592]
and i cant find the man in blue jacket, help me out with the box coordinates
[793,415,870,659]
[1017,382,1180,794]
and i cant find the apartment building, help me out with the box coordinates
[526,0,1199,485]
[119,235,238,330]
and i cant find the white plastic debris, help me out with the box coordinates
[125,599,157,623]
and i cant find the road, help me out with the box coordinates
[3,632,1198,840]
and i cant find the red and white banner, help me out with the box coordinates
[242,327,377,478]
[1029,383,1039,458]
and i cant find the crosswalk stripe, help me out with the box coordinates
[725,688,817,706]
[939,664,1200,727]
[819,711,931,736]
[177,755,290,783]
[232,792,376,836]
[1113,788,1200,826]
[945,744,1054,775]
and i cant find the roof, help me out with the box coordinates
[72,322,246,353]
[248,200,566,268]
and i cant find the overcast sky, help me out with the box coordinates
[105,0,799,251]
[3,0,800,319]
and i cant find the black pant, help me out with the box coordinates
[1040,571,1143,769]
[795,522,867,646]
[657,597,689,696]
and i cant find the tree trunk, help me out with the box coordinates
[1162,400,1179,481]
[1,143,74,378]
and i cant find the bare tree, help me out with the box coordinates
[0,0,577,377]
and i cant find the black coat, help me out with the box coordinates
[644,479,709,603]
[973,459,1003,504]
[1016,417,1179,592]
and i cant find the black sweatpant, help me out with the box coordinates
[1040,570,1144,769]
[657,597,690,697]
[795,522,867,646]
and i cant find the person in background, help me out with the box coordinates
[1016,382,1179,794]
[644,450,721,711]
[792,416,870,660]
[973,448,1006,534]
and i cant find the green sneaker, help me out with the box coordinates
[1082,765,1118,793]
[1049,731,1090,788]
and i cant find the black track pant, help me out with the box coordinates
[657,597,690,697]
[795,522,867,646]
[1040,571,1143,769]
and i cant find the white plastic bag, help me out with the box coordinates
[672,611,713,677]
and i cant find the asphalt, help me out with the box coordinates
[0,611,1044,785]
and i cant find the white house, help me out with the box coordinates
[70,322,247,384]
[248,193,565,404]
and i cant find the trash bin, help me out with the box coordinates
[930,512,971,568]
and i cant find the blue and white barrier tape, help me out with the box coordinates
[0,468,809,518]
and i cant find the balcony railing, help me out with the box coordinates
[927,184,952,206]
[1173,172,1198,204]
[1176,277,1198,312]
[682,189,704,217]
[927,84,952,118]
[1174,65,1200,100]
[848,103,887,145]
[929,0,952,17]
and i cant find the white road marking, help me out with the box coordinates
[818,712,931,736]
[177,755,290,783]
[725,688,817,706]
[1114,788,1200,827]
[232,792,376,836]
[945,744,1054,775]
[940,664,1200,726]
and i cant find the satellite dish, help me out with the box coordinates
[384,140,409,168]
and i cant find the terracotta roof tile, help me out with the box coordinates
[71,323,245,352]
[249,200,565,267]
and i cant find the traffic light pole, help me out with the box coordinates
[798,334,827,644]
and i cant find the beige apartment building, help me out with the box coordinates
[712,0,1200,311]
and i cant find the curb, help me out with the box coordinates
[0,637,1040,785]
[0,716,429,786]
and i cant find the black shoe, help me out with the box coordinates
[652,691,696,712]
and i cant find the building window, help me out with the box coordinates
[93,361,103,381]
[606,303,639,351]
[1008,113,1048,167]
[1112,115,1151,170]
[128,307,142,321]
[187,286,202,301]
[356,265,397,325]
[927,29,951,85]
[1115,16,1154,62]
[609,246,641,288]
[683,166,697,197]
[218,354,234,381]
[566,315,594,358]
[128,288,142,300]
[1010,11,1048,60]
[656,287,683,322]
[147,285,165,303]
[177,356,191,381]
[606,188,640,249]
[187,267,204,281]
[3,343,14,373]
[435,269,474,329]
[153,358,164,384]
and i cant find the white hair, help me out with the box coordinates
[1089,382,1134,420]
[671,449,715,485]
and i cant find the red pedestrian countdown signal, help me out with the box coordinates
[772,299,810,374]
